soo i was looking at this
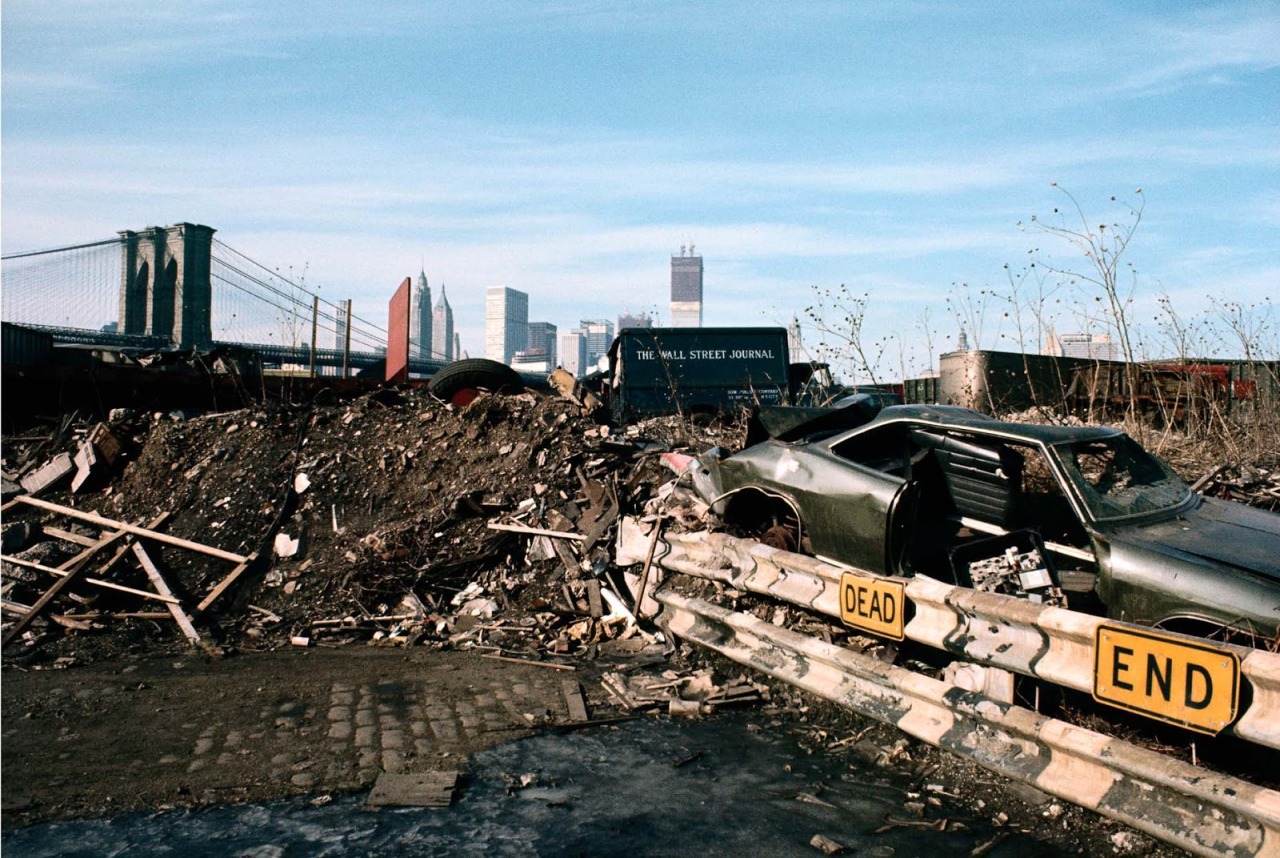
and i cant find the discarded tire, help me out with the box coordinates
[428,358,524,406]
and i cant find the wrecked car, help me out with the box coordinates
[690,402,1280,640]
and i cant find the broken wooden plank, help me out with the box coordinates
[585,578,603,619]
[547,535,581,583]
[600,672,642,710]
[365,771,458,808]
[131,542,201,645]
[634,515,666,620]
[83,512,171,583]
[0,555,180,605]
[479,653,576,672]
[196,551,259,613]
[40,526,99,547]
[15,496,249,563]
[562,679,589,722]
[50,613,95,631]
[0,524,136,646]
[1,599,33,616]
[485,522,585,541]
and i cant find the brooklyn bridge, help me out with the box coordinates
[1,223,448,377]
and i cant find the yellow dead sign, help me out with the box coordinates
[1093,625,1240,734]
[839,572,905,641]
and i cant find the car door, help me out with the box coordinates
[787,440,910,574]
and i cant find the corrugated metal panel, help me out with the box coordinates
[1,322,55,367]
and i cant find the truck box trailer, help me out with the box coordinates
[606,327,793,421]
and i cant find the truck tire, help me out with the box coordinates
[428,358,524,406]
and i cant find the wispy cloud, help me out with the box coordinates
[1118,6,1280,94]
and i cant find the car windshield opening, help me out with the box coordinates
[1053,435,1190,520]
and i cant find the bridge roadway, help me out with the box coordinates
[17,324,450,378]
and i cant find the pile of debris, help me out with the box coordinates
[0,385,745,670]
[1192,461,1280,511]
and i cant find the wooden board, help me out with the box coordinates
[132,543,201,645]
[365,771,458,808]
[16,496,248,563]
[562,679,590,722]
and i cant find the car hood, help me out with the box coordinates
[1111,496,1280,581]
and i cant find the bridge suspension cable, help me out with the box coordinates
[1,238,123,332]
[2,233,432,364]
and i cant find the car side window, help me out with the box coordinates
[830,425,908,477]
[1015,443,1090,548]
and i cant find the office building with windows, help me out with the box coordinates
[670,246,703,327]
[527,321,558,366]
[560,330,589,377]
[579,319,614,370]
[485,286,529,365]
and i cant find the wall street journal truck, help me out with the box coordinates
[606,327,797,422]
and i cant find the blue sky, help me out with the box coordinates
[3,1,1278,378]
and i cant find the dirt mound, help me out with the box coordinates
[1,386,744,667]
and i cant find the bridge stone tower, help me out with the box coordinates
[118,223,216,349]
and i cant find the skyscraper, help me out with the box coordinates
[560,330,588,377]
[1044,330,1118,360]
[670,245,703,327]
[527,321,558,366]
[334,301,350,350]
[432,284,455,361]
[411,270,433,361]
[579,319,614,370]
[485,286,529,365]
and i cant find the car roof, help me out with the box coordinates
[855,404,1122,445]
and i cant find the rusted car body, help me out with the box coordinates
[691,403,1280,640]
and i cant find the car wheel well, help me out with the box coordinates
[1151,616,1270,648]
[720,488,804,552]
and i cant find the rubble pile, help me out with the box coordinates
[1193,461,1280,511]
[0,386,745,668]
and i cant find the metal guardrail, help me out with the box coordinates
[654,590,1280,858]
[616,519,1280,751]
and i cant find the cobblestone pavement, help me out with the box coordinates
[2,647,572,826]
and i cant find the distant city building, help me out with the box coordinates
[1044,331,1118,361]
[334,302,350,350]
[617,311,653,332]
[670,245,703,328]
[785,315,808,362]
[432,284,455,361]
[527,321,557,367]
[579,319,614,369]
[957,326,970,352]
[485,286,529,365]
[511,349,553,374]
[560,330,588,377]
[411,270,433,361]
[454,332,463,360]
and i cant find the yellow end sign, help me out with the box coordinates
[1093,625,1240,734]
[839,572,905,641]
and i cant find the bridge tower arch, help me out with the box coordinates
[118,223,216,349]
